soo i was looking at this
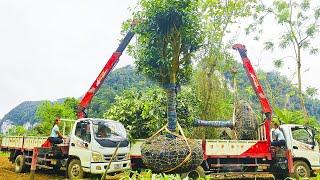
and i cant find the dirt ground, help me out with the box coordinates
[0,155,65,180]
[0,154,274,180]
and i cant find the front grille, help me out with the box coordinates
[104,153,127,162]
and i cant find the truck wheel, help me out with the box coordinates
[292,161,310,179]
[14,155,28,173]
[180,166,205,180]
[67,159,84,179]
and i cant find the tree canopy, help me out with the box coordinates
[128,0,203,86]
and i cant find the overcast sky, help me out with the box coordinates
[0,0,319,119]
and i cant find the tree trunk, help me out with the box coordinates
[166,29,180,132]
[297,47,308,119]
[166,84,177,132]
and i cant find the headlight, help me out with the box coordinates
[92,151,105,162]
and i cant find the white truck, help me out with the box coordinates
[0,22,136,179]
[0,118,131,178]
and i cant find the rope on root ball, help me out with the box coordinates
[141,121,198,173]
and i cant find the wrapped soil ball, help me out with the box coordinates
[141,135,203,173]
[234,100,258,140]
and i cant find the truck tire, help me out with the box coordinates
[14,155,28,173]
[234,100,258,140]
[67,159,84,179]
[180,166,205,180]
[291,161,310,179]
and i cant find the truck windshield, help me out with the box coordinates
[93,121,127,139]
[92,120,129,147]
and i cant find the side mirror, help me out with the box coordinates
[84,142,88,148]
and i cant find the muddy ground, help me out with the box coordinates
[1,154,307,180]
[0,153,275,180]
[0,155,65,180]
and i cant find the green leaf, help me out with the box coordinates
[309,48,319,55]
[306,24,316,37]
[264,41,275,51]
[301,0,311,11]
[273,59,284,69]
[315,8,320,19]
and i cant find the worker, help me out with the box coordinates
[271,122,286,147]
[48,117,64,144]
[97,125,111,138]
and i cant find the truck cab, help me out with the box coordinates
[67,118,131,178]
[280,124,320,177]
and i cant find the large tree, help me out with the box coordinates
[251,0,320,118]
[196,0,256,120]
[128,0,203,132]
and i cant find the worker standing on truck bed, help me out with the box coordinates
[271,122,286,147]
[48,117,64,144]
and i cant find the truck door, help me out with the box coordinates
[69,121,92,169]
[290,126,320,166]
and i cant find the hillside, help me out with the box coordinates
[0,65,155,133]
[0,101,43,133]
[1,65,320,133]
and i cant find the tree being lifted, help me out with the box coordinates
[128,0,204,173]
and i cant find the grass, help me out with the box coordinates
[0,151,9,156]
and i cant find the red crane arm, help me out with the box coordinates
[77,25,135,119]
[232,44,272,120]
[233,44,272,145]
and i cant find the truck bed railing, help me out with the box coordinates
[257,122,267,141]
[1,136,48,150]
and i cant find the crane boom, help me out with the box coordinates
[77,25,135,119]
[232,44,272,119]
[232,43,272,144]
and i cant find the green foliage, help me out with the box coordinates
[110,169,211,180]
[249,0,320,116]
[89,66,155,118]
[273,107,316,125]
[7,125,27,136]
[0,151,9,157]
[191,0,256,138]
[33,97,79,135]
[273,107,320,141]
[264,41,275,51]
[306,87,318,98]
[128,0,203,85]
[104,87,201,139]
[127,0,204,132]
[199,0,256,72]
[273,59,284,69]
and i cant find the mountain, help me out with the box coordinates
[229,63,320,119]
[0,101,44,133]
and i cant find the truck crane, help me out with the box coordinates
[0,23,136,179]
[78,21,136,119]
[130,44,320,179]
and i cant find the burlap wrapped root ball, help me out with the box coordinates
[234,100,258,140]
[141,135,203,173]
